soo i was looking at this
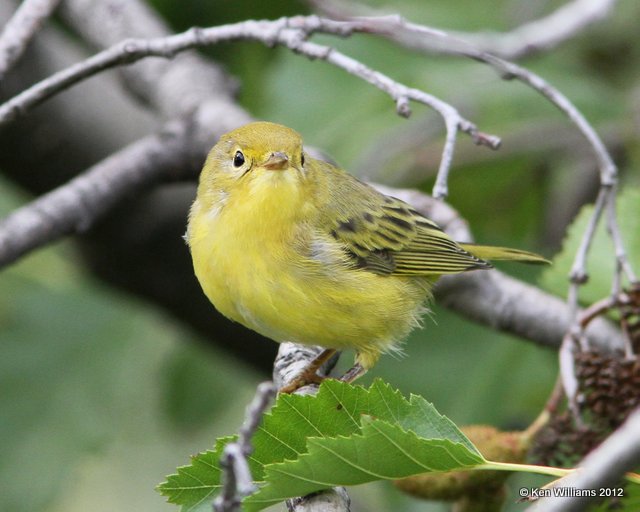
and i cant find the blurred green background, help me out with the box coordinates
[1,0,640,511]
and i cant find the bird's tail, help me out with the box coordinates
[459,243,550,264]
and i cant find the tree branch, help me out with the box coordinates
[0,118,193,267]
[0,14,500,203]
[0,0,60,79]
[451,0,618,59]
[273,343,349,511]
[58,0,236,117]
[306,0,617,59]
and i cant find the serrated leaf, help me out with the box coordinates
[541,187,640,302]
[158,436,235,512]
[159,379,484,511]
[245,416,483,510]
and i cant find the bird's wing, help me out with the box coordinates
[320,173,490,276]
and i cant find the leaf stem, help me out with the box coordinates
[476,461,640,485]
[477,461,572,478]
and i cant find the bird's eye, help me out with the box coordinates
[233,151,245,168]
[301,153,305,166]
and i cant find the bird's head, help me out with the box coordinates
[199,122,308,204]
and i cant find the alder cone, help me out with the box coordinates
[621,284,640,353]
[531,350,640,468]
[575,351,640,430]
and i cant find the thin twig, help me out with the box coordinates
[305,0,617,60]
[214,382,276,512]
[559,333,581,420]
[0,15,500,203]
[450,0,618,59]
[238,381,277,454]
[567,186,611,318]
[0,0,60,79]
[606,183,639,285]
[337,15,616,186]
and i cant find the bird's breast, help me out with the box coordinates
[188,187,432,351]
[189,185,317,337]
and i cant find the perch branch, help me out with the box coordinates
[0,0,60,79]
[273,343,349,511]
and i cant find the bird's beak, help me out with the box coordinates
[262,152,289,170]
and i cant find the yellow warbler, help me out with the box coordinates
[187,122,546,392]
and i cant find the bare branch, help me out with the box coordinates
[450,0,617,59]
[340,15,616,184]
[0,119,193,267]
[274,344,327,394]
[606,184,639,285]
[214,381,276,512]
[0,0,60,79]
[238,381,277,453]
[0,15,500,202]
[58,0,236,117]
[527,407,640,512]
[436,271,623,354]
[567,186,610,311]
[307,0,617,59]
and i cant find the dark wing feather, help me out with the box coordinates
[318,163,490,276]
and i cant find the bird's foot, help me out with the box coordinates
[279,370,327,394]
[278,348,337,394]
[339,362,365,383]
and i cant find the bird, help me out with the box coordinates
[186,121,547,392]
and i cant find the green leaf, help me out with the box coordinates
[245,416,483,510]
[540,187,640,302]
[158,436,234,511]
[159,379,484,511]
